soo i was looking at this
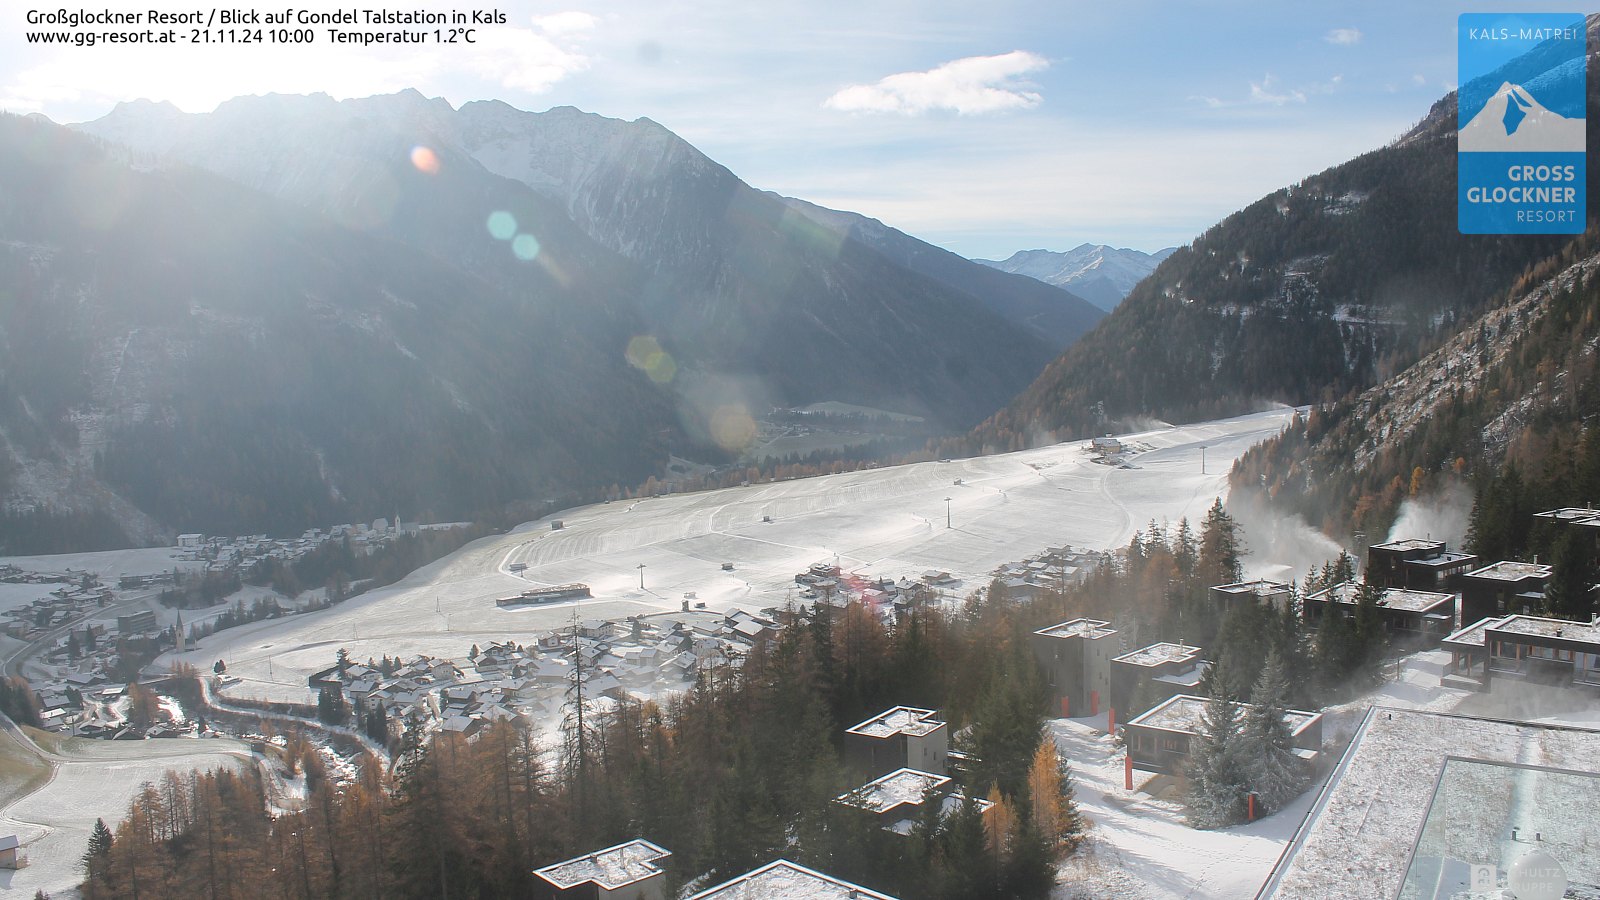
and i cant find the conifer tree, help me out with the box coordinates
[1240,651,1308,816]
[1186,680,1247,828]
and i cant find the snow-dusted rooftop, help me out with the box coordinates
[1465,560,1553,582]
[1263,709,1600,900]
[1311,582,1455,612]
[533,839,671,890]
[1113,641,1202,668]
[1370,538,1445,553]
[1126,694,1320,737]
[1442,615,1511,648]
[837,768,949,814]
[1035,617,1115,640]
[1211,579,1291,597]
[686,859,898,899]
[1487,614,1600,645]
[1406,550,1477,568]
[846,706,944,739]
[1533,506,1600,523]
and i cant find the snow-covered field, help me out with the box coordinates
[0,737,252,898]
[158,408,1300,702]
[0,548,193,580]
[0,584,57,618]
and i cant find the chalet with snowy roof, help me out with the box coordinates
[686,859,897,900]
[1031,618,1118,718]
[1365,539,1478,592]
[0,834,21,869]
[844,706,949,777]
[835,768,992,835]
[1445,614,1600,692]
[1460,560,1552,624]
[1302,582,1458,644]
[1124,694,1323,777]
[1091,434,1123,455]
[439,715,484,741]
[1109,641,1209,720]
[533,839,671,900]
[1209,579,1293,612]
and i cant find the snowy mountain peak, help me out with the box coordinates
[976,244,1175,311]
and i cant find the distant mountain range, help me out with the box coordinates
[0,91,1106,546]
[974,244,1175,311]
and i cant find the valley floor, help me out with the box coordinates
[159,408,1302,705]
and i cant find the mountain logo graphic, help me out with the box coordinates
[1459,81,1586,153]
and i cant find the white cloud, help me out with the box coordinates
[824,51,1047,116]
[1249,73,1306,106]
[1325,28,1362,46]
[1412,73,1427,86]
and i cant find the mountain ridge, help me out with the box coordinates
[975,244,1176,311]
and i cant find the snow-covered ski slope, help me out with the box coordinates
[169,408,1300,702]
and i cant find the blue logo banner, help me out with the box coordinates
[1458,13,1586,234]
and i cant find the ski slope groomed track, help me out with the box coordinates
[164,408,1300,704]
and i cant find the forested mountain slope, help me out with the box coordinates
[962,17,1600,455]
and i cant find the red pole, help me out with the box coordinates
[1248,792,1256,821]
[1108,706,1116,736]
[1062,696,1070,718]
[1091,690,1099,716]
[1125,754,1133,791]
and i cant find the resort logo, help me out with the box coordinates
[1458,13,1586,234]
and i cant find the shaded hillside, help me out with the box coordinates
[82,93,1061,429]
[0,112,677,542]
[777,195,1105,348]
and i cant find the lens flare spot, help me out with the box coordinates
[710,405,757,452]
[486,211,517,241]
[626,335,677,384]
[512,233,541,261]
[409,145,441,175]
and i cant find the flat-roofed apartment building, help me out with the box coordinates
[1302,582,1458,645]
[687,860,898,900]
[533,839,671,900]
[1460,560,1553,625]
[844,706,948,777]
[834,768,992,836]
[1124,694,1323,777]
[1209,579,1293,612]
[1365,538,1479,592]
[1109,641,1208,721]
[1533,505,1600,552]
[1031,617,1118,718]
[1442,613,1600,692]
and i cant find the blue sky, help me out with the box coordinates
[0,1,1569,257]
